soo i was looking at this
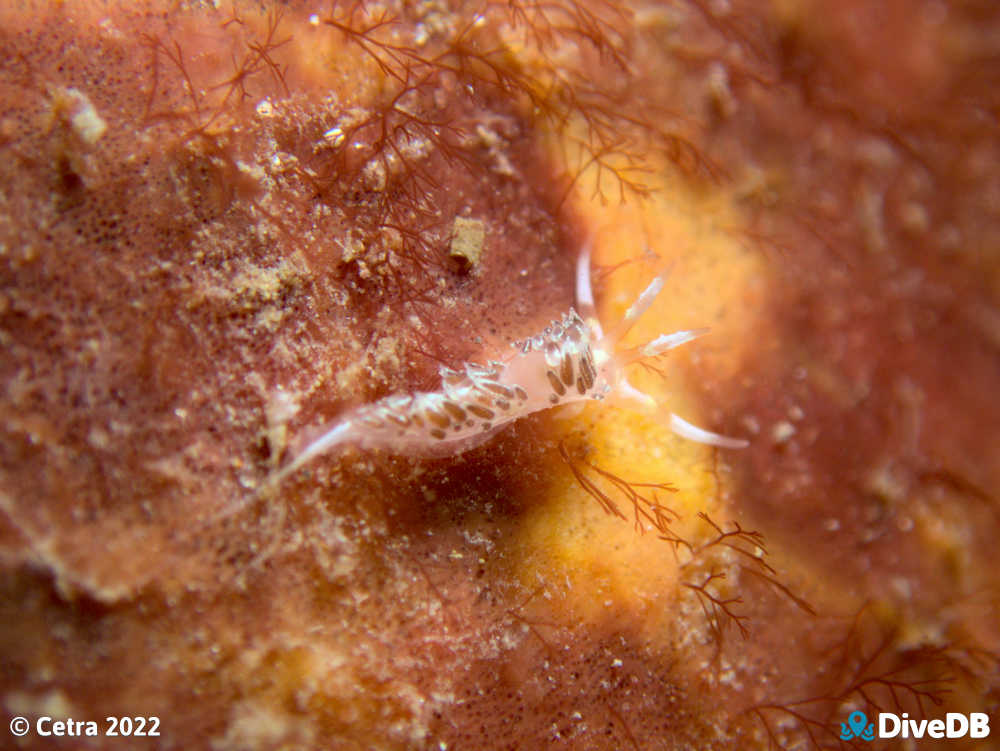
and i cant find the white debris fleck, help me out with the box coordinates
[772,420,796,443]
[449,217,486,266]
[890,577,912,599]
[64,88,107,145]
[707,62,737,118]
[323,126,345,147]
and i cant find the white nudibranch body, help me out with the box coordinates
[272,246,747,484]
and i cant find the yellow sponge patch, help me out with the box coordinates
[511,170,765,636]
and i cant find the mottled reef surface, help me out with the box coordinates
[1,1,999,749]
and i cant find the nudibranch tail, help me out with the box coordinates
[270,421,352,486]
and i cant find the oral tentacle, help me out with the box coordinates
[668,413,749,449]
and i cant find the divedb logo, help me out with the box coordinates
[839,710,990,741]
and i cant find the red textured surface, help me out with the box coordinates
[2,1,999,750]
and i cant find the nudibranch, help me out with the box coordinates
[270,244,748,485]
